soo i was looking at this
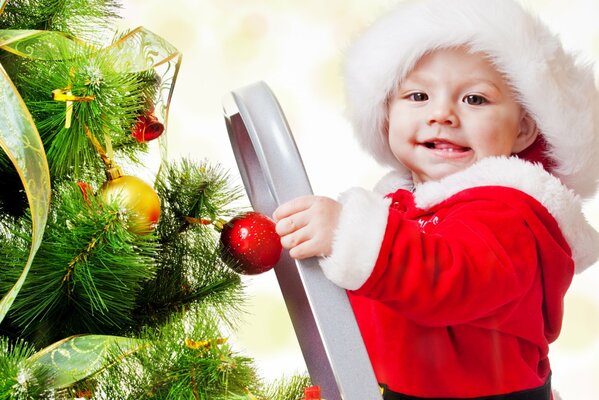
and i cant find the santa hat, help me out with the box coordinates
[344,0,599,199]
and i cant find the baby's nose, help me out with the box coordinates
[427,102,459,127]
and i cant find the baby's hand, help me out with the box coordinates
[273,196,341,260]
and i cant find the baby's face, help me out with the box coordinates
[387,47,530,184]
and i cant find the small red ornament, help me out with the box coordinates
[303,386,322,400]
[219,211,282,275]
[75,389,93,399]
[132,112,164,142]
[76,181,93,203]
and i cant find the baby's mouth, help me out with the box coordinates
[422,140,470,153]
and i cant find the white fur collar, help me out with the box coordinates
[374,157,599,273]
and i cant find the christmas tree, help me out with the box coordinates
[0,0,308,398]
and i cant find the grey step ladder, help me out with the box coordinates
[223,81,383,400]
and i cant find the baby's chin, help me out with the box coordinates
[412,163,475,185]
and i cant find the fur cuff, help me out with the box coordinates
[319,188,391,290]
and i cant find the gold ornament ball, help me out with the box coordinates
[100,175,161,234]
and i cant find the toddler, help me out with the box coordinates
[274,0,599,398]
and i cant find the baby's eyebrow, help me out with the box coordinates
[399,75,506,97]
[400,74,434,87]
[462,78,502,91]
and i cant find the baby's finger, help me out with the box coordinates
[275,210,309,236]
[288,238,324,260]
[279,225,311,250]
[273,196,315,222]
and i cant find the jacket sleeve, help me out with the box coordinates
[320,187,548,326]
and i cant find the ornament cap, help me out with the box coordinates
[213,218,226,232]
[105,164,124,180]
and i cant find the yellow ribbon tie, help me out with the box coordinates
[51,88,95,128]
[184,337,228,350]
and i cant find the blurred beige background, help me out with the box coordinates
[119,0,599,398]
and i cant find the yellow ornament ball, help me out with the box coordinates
[100,174,161,234]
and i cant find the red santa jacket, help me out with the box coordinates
[320,157,599,398]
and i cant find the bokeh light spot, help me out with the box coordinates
[556,293,599,351]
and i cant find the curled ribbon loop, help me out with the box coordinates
[106,27,182,160]
[27,334,146,389]
[0,63,50,322]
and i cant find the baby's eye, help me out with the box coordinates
[408,92,428,101]
[463,94,487,105]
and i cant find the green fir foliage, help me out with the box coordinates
[0,0,121,45]
[0,182,158,346]
[0,337,53,400]
[135,159,246,330]
[11,42,158,180]
[96,308,263,400]
[265,375,314,400]
[0,0,311,398]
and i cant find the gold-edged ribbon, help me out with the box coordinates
[27,334,146,389]
[105,27,182,161]
[0,0,51,322]
[0,61,50,321]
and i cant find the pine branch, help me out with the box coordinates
[9,40,158,181]
[94,309,262,400]
[0,0,121,45]
[0,337,53,399]
[134,160,247,329]
[156,159,246,240]
[264,375,313,400]
[0,183,158,346]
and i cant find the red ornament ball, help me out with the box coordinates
[219,211,282,275]
[132,113,164,142]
